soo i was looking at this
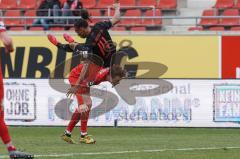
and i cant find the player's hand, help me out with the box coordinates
[77,104,90,114]
[0,31,14,53]
[4,42,14,53]
[66,85,80,98]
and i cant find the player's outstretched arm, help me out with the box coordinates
[111,0,120,26]
[66,62,90,98]
[0,31,14,53]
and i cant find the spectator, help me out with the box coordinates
[33,0,61,30]
[62,0,83,24]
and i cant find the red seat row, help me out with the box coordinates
[78,0,177,9]
[81,9,162,25]
[0,0,37,9]
[1,10,36,26]
[0,0,177,10]
[189,26,240,31]
[7,26,149,31]
[2,9,162,28]
[200,9,240,26]
[214,0,240,9]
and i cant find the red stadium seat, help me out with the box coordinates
[29,26,44,31]
[138,0,157,7]
[18,0,37,9]
[4,10,22,26]
[89,10,102,23]
[119,0,136,6]
[0,0,17,9]
[158,0,177,9]
[230,26,240,30]
[213,0,234,9]
[142,9,162,25]
[49,27,65,31]
[235,0,240,8]
[131,26,146,31]
[24,10,37,26]
[219,9,239,26]
[9,27,25,31]
[209,26,225,31]
[97,0,114,8]
[188,26,204,31]
[81,0,96,8]
[199,9,219,26]
[111,27,126,31]
[121,10,142,25]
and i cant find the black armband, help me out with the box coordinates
[57,43,73,52]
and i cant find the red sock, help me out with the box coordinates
[0,106,11,145]
[7,145,16,152]
[66,109,80,133]
[80,109,90,134]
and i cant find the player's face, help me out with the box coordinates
[75,27,88,38]
[111,76,122,87]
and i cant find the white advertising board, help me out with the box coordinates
[3,79,240,127]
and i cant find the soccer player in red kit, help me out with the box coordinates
[66,63,125,144]
[0,22,33,159]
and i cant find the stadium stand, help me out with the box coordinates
[0,0,179,31]
[219,9,239,26]
[81,0,97,8]
[0,0,18,9]
[230,26,240,30]
[138,0,157,7]
[158,0,177,10]
[213,0,234,9]
[4,10,22,27]
[199,9,219,26]
[119,0,136,6]
[121,9,142,25]
[97,0,115,8]
[18,0,37,9]
[24,10,37,26]
[209,26,225,30]
[3,0,232,31]
[188,0,240,31]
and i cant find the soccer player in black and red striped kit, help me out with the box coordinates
[48,0,122,144]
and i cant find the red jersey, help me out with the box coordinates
[69,64,109,86]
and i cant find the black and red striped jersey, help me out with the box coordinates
[85,20,116,67]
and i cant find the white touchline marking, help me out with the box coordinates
[0,146,240,158]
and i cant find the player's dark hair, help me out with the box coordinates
[110,65,126,78]
[74,18,89,29]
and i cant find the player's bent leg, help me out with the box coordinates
[61,109,80,144]
[79,95,96,144]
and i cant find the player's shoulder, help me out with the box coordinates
[93,20,112,30]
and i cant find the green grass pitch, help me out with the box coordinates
[0,127,240,159]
